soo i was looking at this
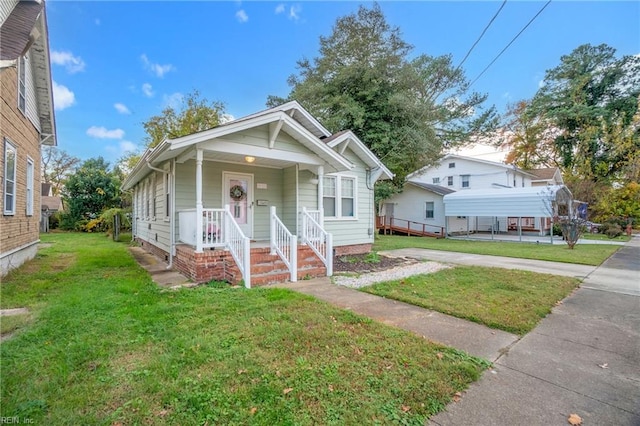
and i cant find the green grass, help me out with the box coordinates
[0,313,32,336]
[373,234,620,266]
[580,233,630,242]
[362,266,580,335]
[1,233,488,425]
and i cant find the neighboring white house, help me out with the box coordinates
[122,101,393,287]
[381,154,565,237]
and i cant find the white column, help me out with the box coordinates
[317,166,324,226]
[195,149,203,253]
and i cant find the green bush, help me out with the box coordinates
[602,223,623,238]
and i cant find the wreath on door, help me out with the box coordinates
[230,184,246,201]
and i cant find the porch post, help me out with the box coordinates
[317,166,324,226]
[195,148,204,253]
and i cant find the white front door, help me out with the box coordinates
[223,172,253,238]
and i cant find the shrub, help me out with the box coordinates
[601,222,623,238]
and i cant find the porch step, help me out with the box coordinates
[249,247,327,286]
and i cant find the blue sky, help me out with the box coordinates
[46,1,640,166]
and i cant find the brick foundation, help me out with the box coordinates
[333,243,372,256]
[135,237,365,286]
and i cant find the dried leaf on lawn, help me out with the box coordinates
[568,413,582,425]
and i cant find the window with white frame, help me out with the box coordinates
[18,56,26,113]
[461,174,470,188]
[143,180,149,219]
[26,157,34,215]
[447,176,453,186]
[323,175,356,219]
[425,201,434,219]
[448,162,455,168]
[432,177,440,184]
[4,139,17,215]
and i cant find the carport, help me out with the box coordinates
[442,185,573,243]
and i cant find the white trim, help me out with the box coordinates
[223,171,254,238]
[3,138,17,215]
[325,132,394,180]
[17,55,26,115]
[322,173,358,220]
[26,156,34,216]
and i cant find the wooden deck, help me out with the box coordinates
[376,216,444,238]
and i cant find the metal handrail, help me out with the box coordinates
[270,206,297,282]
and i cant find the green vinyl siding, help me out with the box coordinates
[323,148,375,247]
[133,168,171,253]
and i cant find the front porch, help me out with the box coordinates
[175,206,332,287]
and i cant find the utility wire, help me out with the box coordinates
[456,0,507,70]
[469,0,552,87]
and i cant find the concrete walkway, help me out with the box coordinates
[128,247,193,289]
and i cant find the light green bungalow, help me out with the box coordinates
[122,101,393,287]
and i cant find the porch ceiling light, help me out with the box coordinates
[245,156,255,163]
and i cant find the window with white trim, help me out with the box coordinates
[323,175,356,219]
[425,201,434,219]
[26,157,34,215]
[18,56,26,113]
[461,174,470,188]
[432,177,440,184]
[448,162,455,168]
[4,139,17,215]
[447,176,453,186]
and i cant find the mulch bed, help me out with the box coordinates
[333,253,413,273]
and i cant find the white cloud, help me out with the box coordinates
[275,4,285,14]
[105,140,139,157]
[50,50,86,74]
[52,80,75,110]
[289,4,301,21]
[502,92,512,100]
[86,126,125,139]
[163,92,184,109]
[220,113,235,124]
[114,103,131,114]
[236,9,248,23]
[142,83,154,98]
[140,54,175,78]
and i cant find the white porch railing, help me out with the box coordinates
[270,206,297,282]
[223,205,251,288]
[301,207,333,276]
[178,207,251,288]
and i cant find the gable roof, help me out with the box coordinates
[123,102,392,190]
[526,167,562,182]
[0,0,56,146]
[323,130,393,181]
[407,181,456,196]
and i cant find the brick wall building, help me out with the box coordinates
[1,1,56,276]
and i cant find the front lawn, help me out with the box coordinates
[1,233,488,425]
[362,266,580,335]
[373,234,619,266]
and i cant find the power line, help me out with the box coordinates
[456,0,507,70]
[469,0,552,88]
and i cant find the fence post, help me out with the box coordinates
[270,206,276,255]
[326,233,333,277]
[243,236,251,289]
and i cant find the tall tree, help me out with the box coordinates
[41,146,81,195]
[142,90,227,148]
[268,3,498,185]
[61,157,121,229]
[502,100,558,170]
[530,43,640,184]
